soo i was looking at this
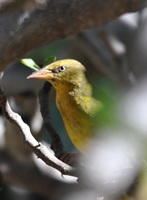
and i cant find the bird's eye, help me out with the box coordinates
[52,66,67,73]
[58,66,66,72]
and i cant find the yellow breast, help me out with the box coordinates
[54,81,93,153]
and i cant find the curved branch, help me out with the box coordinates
[0,0,143,71]
[0,84,78,177]
[38,81,66,158]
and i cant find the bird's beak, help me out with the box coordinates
[27,67,54,80]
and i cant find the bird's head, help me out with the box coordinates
[27,59,86,87]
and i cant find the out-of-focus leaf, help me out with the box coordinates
[43,56,56,67]
[20,58,40,71]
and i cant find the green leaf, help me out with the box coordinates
[20,58,40,71]
[43,56,56,67]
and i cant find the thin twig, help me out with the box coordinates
[38,81,66,158]
[0,84,78,177]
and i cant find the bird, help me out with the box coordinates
[27,59,104,154]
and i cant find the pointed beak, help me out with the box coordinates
[27,67,54,80]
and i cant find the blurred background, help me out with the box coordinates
[0,3,147,200]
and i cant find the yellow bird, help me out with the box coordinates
[28,59,103,154]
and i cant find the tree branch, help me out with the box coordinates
[0,0,143,71]
[39,81,66,158]
[0,84,78,177]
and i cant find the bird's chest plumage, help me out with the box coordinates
[55,86,92,153]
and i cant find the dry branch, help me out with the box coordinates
[39,81,66,158]
[0,84,78,177]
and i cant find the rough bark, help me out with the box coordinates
[0,0,143,71]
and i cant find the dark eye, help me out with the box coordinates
[58,66,66,72]
[52,66,67,73]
